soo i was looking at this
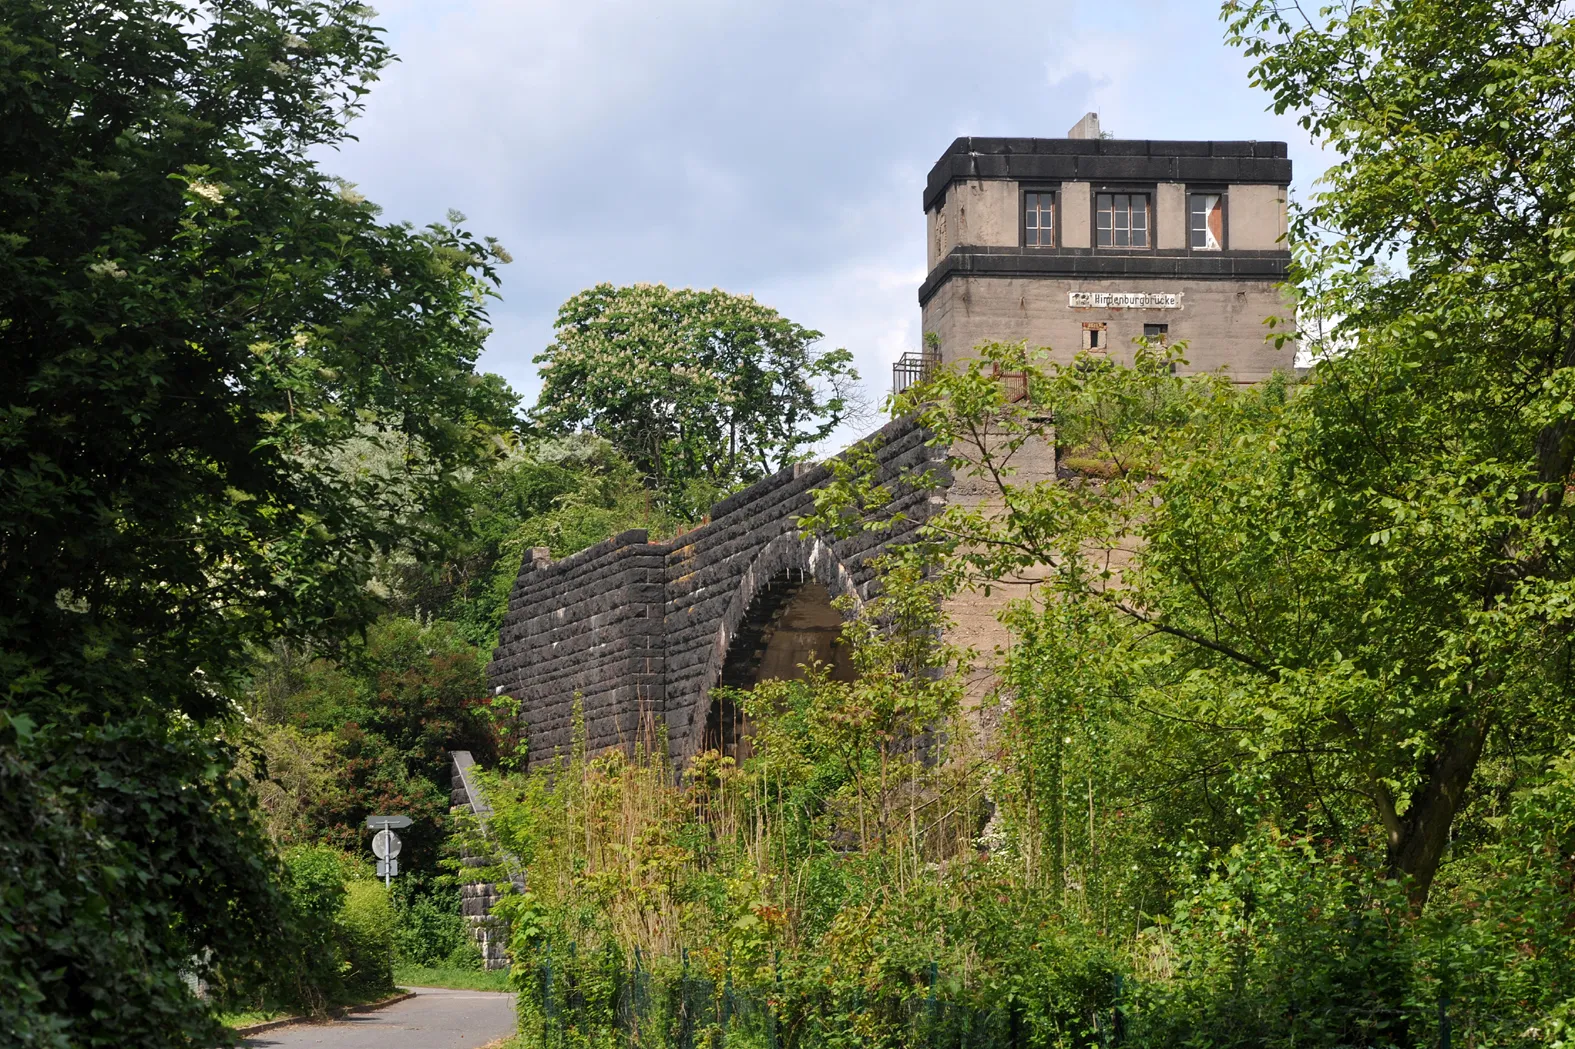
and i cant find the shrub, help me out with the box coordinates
[1129,828,1415,1049]
[234,848,393,1013]
[340,881,397,998]
[393,887,475,968]
[274,846,353,1012]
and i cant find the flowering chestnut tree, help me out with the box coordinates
[532,283,861,516]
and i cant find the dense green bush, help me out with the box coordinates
[1128,828,1416,1048]
[1415,753,1575,1047]
[340,881,397,998]
[274,846,353,1011]
[393,886,480,969]
[222,847,394,1014]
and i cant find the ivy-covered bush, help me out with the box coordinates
[0,715,287,1049]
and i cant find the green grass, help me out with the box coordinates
[217,1007,291,1029]
[393,963,512,992]
[1059,455,1122,478]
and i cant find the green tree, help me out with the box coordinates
[532,283,861,515]
[888,0,1575,918]
[0,1,514,1043]
[375,433,679,646]
[1219,0,1575,904]
[911,325,1573,919]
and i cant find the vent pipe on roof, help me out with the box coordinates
[1067,112,1101,139]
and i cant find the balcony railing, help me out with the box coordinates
[893,348,1029,404]
[892,346,941,398]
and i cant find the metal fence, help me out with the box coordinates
[519,946,1491,1049]
[892,347,941,399]
[521,949,1115,1049]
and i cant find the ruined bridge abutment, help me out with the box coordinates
[486,418,946,768]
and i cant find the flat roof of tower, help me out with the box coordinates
[924,137,1292,211]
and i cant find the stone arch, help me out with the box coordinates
[684,534,862,762]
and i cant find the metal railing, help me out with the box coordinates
[892,347,941,398]
[893,349,1031,404]
[521,949,1116,1049]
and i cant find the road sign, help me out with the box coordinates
[365,814,412,830]
[376,858,399,878]
[372,829,402,861]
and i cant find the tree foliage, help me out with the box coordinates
[1223,0,1575,905]
[532,283,860,515]
[0,1,514,1042]
[374,434,681,647]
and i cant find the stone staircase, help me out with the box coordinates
[449,750,523,971]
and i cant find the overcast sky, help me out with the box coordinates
[325,0,1332,446]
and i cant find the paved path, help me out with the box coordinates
[244,987,517,1049]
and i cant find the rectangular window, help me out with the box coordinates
[1096,192,1149,248]
[1082,322,1107,351]
[1190,193,1224,250]
[1143,323,1168,342]
[1024,191,1055,247]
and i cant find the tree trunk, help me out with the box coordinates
[1379,713,1491,910]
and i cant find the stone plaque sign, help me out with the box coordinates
[1069,291,1181,309]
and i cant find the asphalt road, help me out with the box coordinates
[244,986,517,1049]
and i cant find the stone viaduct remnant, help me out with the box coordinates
[486,418,947,769]
[489,117,1296,770]
[448,750,518,969]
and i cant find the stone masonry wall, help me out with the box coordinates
[488,532,666,759]
[487,417,948,768]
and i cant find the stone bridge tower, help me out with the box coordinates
[919,114,1295,381]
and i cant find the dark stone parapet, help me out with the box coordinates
[923,136,1292,211]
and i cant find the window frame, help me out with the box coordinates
[1093,187,1154,251]
[1081,322,1108,352]
[1186,187,1229,253]
[1020,185,1059,250]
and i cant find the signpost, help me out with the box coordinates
[366,815,410,887]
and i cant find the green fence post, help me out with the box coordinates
[543,943,555,1049]
[723,949,735,1033]
[634,946,648,1048]
[679,948,693,1049]
[769,949,781,1049]
[1439,984,1451,1049]
[1112,972,1124,1047]
[927,961,938,1049]
[567,941,577,1030]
